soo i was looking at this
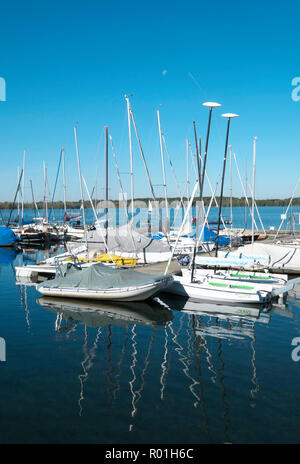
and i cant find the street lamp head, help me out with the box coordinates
[221,113,239,118]
[203,101,222,108]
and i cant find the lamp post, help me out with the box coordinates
[214,113,239,258]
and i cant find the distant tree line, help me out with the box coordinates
[0,196,299,210]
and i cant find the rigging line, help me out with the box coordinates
[49,149,63,221]
[163,134,186,204]
[109,134,129,222]
[232,150,259,232]
[274,176,300,241]
[189,142,228,232]
[129,105,164,228]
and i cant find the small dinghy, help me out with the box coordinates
[36,262,173,302]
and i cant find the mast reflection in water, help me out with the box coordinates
[34,292,281,443]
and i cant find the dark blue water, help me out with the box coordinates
[0,207,300,444]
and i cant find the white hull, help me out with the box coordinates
[165,274,270,304]
[37,276,173,302]
[218,242,300,273]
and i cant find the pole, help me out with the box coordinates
[43,161,48,221]
[7,169,23,226]
[21,149,26,221]
[105,126,109,251]
[74,125,87,238]
[251,136,257,246]
[125,95,134,220]
[200,106,213,198]
[62,148,67,214]
[215,118,231,257]
[157,109,169,222]
[229,145,233,229]
[164,180,199,275]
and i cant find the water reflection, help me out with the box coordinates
[37,296,174,328]
[32,291,295,443]
[37,296,173,422]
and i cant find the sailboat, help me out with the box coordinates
[162,112,295,305]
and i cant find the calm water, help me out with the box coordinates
[0,207,300,444]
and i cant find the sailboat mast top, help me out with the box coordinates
[157,109,169,221]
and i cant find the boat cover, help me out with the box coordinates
[37,262,170,291]
[0,227,17,246]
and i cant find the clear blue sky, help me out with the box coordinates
[0,0,299,203]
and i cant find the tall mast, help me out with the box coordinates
[245,159,247,229]
[251,136,258,247]
[105,126,109,251]
[186,138,190,209]
[17,167,20,219]
[62,148,67,214]
[215,113,239,258]
[129,103,163,229]
[74,125,86,233]
[229,145,233,229]
[21,148,26,222]
[125,95,134,220]
[43,160,48,221]
[157,109,169,222]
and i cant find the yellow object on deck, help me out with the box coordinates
[62,253,137,266]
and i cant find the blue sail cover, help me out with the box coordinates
[0,227,17,247]
[202,226,230,246]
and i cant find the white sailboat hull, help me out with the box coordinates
[165,275,269,304]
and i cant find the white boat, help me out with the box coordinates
[189,267,288,289]
[164,267,276,304]
[217,242,300,274]
[36,262,174,302]
[164,267,300,305]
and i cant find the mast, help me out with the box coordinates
[251,136,258,247]
[229,145,233,229]
[62,148,67,214]
[245,159,247,229]
[30,179,39,218]
[186,138,190,206]
[129,102,163,229]
[125,95,134,220]
[74,125,87,236]
[105,126,109,251]
[17,167,20,219]
[215,113,239,258]
[7,169,23,226]
[21,149,26,222]
[157,109,169,222]
[43,160,48,221]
